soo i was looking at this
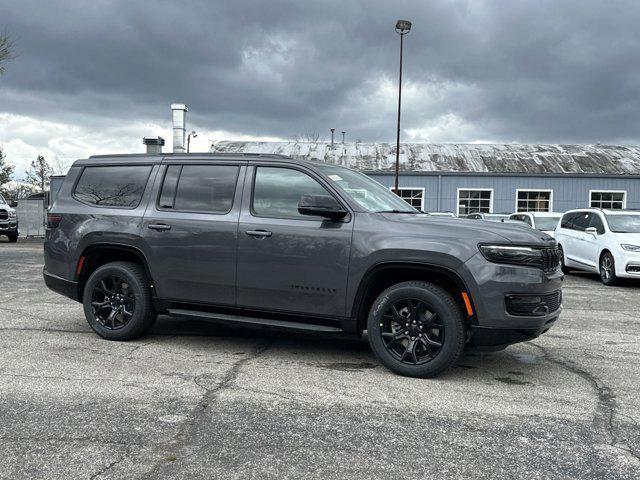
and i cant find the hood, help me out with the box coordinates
[378,213,555,245]
[610,232,640,245]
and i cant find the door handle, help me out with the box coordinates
[148,223,171,231]
[245,229,272,238]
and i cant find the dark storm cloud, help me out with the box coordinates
[1,0,640,142]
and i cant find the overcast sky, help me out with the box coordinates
[1,0,640,176]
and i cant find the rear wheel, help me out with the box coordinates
[599,252,617,286]
[82,261,156,340]
[367,281,465,378]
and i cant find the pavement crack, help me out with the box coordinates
[89,444,133,480]
[137,338,274,479]
[531,342,640,464]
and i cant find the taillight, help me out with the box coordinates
[47,213,62,229]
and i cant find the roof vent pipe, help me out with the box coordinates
[171,103,188,153]
[143,136,165,154]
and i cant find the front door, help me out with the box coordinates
[236,165,353,318]
[142,162,244,305]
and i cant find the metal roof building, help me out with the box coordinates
[211,141,640,214]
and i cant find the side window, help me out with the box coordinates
[589,214,605,235]
[561,212,576,229]
[74,165,152,207]
[523,216,533,226]
[572,212,591,232]
[252,167,333,219]
[159,164,239,213]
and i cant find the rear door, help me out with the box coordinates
[236,165,353,318]
[570,212,594,267]
[579,213,606,268]
[141,161,245,305]
[557,212,581,266]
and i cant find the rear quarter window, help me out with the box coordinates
[73,165,152,208]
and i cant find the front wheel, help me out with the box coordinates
[7,233,18,243]
[367,281,466,378]
[558,245,570,274]
[82,261,157,340]
[599,252,617,286]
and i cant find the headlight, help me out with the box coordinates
[8,211,16,218]
[479,244,544,267]
[621,244,640,252]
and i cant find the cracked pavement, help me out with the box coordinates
[0,238,638,479]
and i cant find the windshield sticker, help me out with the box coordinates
[328,174,343,181]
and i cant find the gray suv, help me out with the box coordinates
[44,153,562,377]
[0,193,19,242]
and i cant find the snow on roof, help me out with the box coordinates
[210,141,640,175]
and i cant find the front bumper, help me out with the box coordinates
[0,220,18,233]
[615,249,640,278]
[463,252,563,349]
[43,268,78,301]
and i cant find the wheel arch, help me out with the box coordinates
[75,243,155,301]
[351,262,476,333]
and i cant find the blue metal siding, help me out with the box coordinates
[369,174,640,213]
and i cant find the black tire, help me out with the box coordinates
[558,244,570,274]
[599,251,617,286]
[367,281,466,378]
[7,233,18,243]
[82,261,156,340]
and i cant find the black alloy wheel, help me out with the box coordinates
[91,275,136,330]
[367,281,465,378]
[83,261,156,340]
[379,298,444,365]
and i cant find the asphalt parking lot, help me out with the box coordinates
[0,238,638,479]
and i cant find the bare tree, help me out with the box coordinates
[301,132,320,143]
[0,147,14,195]
[25,155,53,193]
[50,156,71,175]
[0,34,14,74]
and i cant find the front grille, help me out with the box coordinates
[543,290,562,313]
[506,290,562,316]
[541,247,561,273]
[0,209,7,220]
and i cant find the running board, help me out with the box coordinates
[166,308,343,333]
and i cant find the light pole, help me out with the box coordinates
[394,19,411,194]
[187,131,197,153]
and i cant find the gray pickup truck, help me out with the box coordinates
[43,153,562,377]
[0,193,18,242]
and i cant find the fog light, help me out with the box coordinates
[506,295,547,316]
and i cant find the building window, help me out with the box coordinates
[590,191,626,210]
[457,189,492,216]
[516,190,552,212]
[391,188,425,210]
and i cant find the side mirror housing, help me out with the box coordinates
[298,194,347,220]
[9,201,17,208]
[585,226,598,236]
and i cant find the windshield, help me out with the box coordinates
[317,164,418,213]
[605,214,640,233]
[534,216,560,231]
[0,193,6,205]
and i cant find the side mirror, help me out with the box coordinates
[298,194,347,220]
[9,201,17,208]
[585,226,598,236]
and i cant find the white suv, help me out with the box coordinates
[555,208,640,285]
[509,212,562,237]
